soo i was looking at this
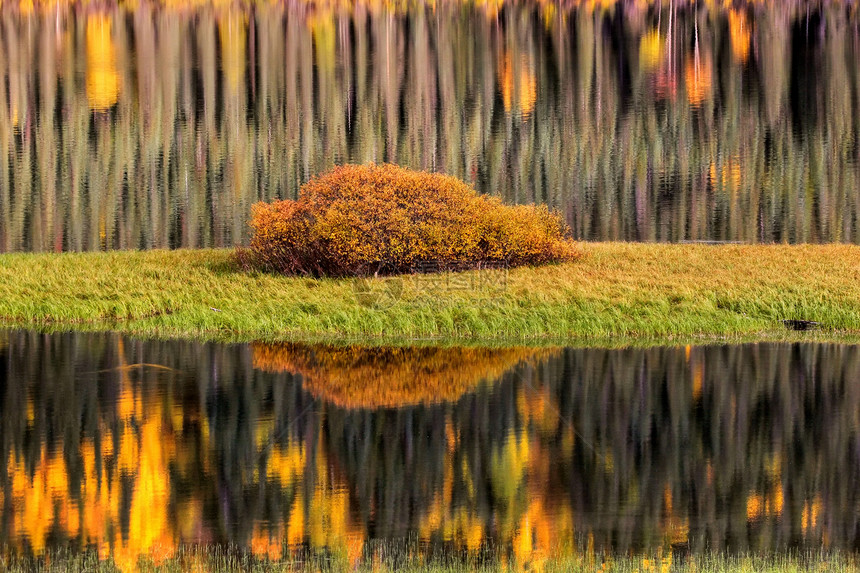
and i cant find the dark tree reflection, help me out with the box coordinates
[1,332,860,567]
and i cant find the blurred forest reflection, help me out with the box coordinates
[2,0,859,251]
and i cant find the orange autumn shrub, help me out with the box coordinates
[252,343,556,409]
[245,163,578,276]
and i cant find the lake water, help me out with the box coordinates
[3,330,860,566]
[2,1,860,251]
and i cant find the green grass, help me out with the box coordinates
[2,548,858,573]
[1,243,860,345]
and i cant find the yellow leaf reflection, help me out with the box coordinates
[266,440,306,488]
[746,455,784,523]
[802,496,823,534]
[308,9,336,74]
[684,53,713,108]
[691,359,703,402]
[640,30,665,70]
[491,430,530,503]
[708,154,743,193]
[6,384,178,570]
[86,14,120,111]
[475,0,505,20]
[729,9,751,64]
[218,10,246,92]
[418,383,574,568]
[282,435,365,567]
[662,485,688,545]
[498,50,537,117]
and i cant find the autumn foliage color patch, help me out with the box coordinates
[252,343,554,408]
[244,164,578,276]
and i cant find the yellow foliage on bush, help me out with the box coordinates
[244,163,578,276]
[252,343,555,409]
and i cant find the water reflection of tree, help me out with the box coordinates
[251,343,552,408]
[1,1,859,252]
[3,333,860,568]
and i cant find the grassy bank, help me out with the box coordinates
[1,243,859,344]
[3,549,857,573]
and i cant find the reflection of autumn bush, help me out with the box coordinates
[245,164,578,277]
[252,343,550,408]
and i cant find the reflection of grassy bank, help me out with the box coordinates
[2,243,860,344]
[3,548,857,572]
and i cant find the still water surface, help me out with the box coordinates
[2,330,859,567]
[2,1,860,251]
